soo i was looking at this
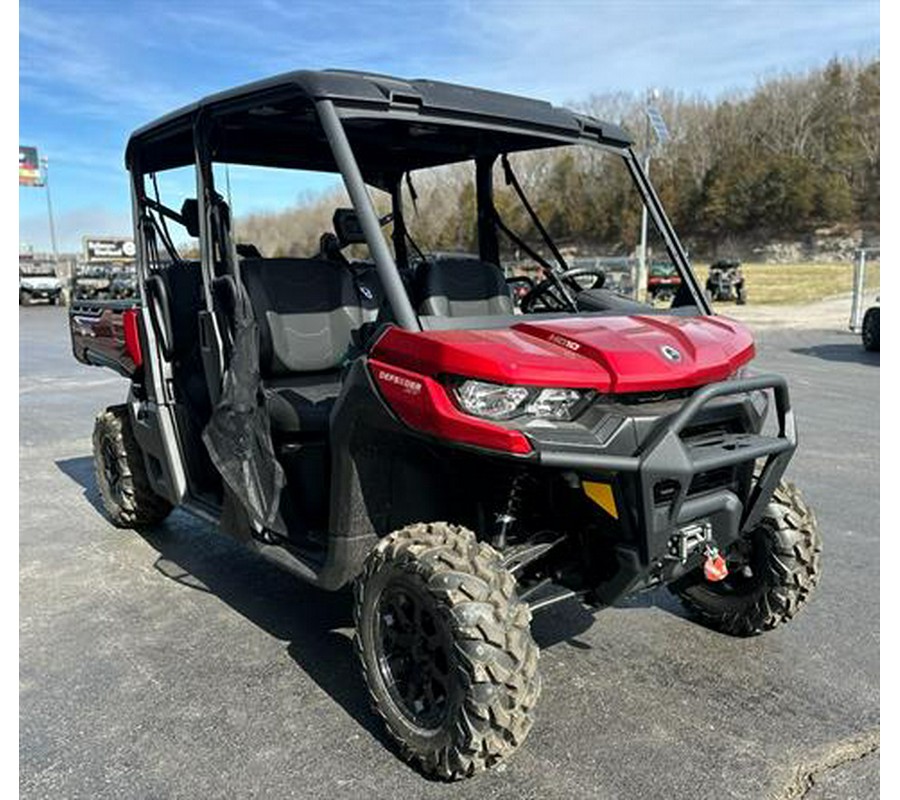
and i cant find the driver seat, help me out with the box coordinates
[415,256,514,317]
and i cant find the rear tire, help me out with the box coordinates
[93,405,173,528]
[672,480,821,636]
[354,522,540,780]
[19,290,29,306]
[862,307,879,352]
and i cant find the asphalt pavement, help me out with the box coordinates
[20,305,879,799]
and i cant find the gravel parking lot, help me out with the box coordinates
[20,304,879,799]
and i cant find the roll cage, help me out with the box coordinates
[126,69,710,335]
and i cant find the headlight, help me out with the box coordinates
[526,388,585,419]
[452,379,589,421]
[455,380,530,419]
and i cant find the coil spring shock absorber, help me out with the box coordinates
[493,471,529,550]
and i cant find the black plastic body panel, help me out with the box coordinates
[238,363,795,600]
[532,375,795,602]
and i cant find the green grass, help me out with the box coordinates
[693,262,881,305]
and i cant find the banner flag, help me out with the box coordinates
[19,146,43,186]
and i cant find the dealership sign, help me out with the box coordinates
[19,146,43,186]
[83,236,137,263]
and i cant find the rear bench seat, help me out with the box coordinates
[240,257,381,435]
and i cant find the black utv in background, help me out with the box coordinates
[73,264,113,300]
[706,259,747,304]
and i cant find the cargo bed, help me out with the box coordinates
[69,300,143,377]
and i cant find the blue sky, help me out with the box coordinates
[19,0,879,253]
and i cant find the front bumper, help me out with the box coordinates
[533,375,795,593]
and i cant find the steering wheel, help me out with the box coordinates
[519,267,606,313]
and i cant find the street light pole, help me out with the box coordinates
[637,90,669,304]
[41,157,60,266]
[637,150,650,303]
[637,91,654,303]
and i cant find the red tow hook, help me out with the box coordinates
[703,545,729,582]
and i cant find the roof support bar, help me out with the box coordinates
[623,148,711,314]
[475,156,500,267]
[316,99,420,331]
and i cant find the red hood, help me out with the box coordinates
[371,315,755,394]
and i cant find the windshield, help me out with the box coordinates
[397,142,704,324]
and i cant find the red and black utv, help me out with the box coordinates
[647,260,682,303]
[70,70,821,780]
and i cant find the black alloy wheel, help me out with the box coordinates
[374,576,456,731]
[355,522,540,780]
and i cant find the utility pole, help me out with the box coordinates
[41,156,60,266]
[637,90,669,303]
[637,132,651,301]
[849,248,875,332]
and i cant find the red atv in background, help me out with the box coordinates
[647,260,682,303]
[70,70,821,780]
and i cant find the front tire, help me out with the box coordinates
[93,405,173,528]
[354,522,540,780]
[672,481,821,636]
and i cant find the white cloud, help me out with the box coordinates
[20,4,190,120]
[431,0,880,102]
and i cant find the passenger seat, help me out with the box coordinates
[240,258,381,435]
[414,256,513,317]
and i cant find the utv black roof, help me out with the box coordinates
[126,69,633,180]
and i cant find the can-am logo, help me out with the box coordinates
[660,345,682,363]
[377,369,422,395]
[548,333,581,352]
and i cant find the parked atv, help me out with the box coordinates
[647,260,682,303]
[108,267,137,300]
[19,266,63,305]
[706,259,747,304]
[69,70,820,780]
[73,264,113,300]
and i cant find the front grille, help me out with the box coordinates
[688,466,735,495]
[681,422,745,496]
[681,419,744,440]
[616,387,696,405]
